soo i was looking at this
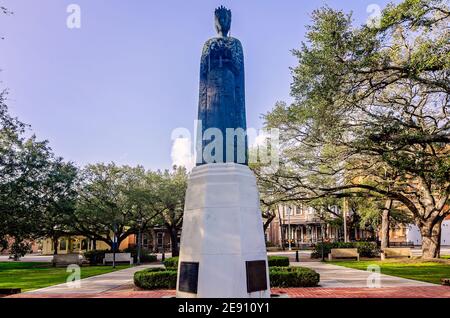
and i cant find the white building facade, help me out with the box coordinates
[406,219,450,246]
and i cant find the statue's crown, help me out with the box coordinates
[214,5,231,20]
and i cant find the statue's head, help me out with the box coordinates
[214,6,231,37]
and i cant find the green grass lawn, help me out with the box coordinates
[441,255,450,259]
[0,262,129,292]
[328,259,450,285]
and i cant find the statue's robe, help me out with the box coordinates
[197,36,248,165]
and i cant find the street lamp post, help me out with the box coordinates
[112,223,118,269]
[137,218,143,266]
[343,198,348,243]
[321,223,325,261]
[287,206,292,251]
[161,232,165,261]
[137,228,141,266]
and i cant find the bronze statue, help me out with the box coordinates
[197,6,248,165]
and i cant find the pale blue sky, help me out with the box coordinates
[0,0,396,170]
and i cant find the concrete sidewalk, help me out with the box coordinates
[7,257,444,298]
[296,262,435,288]
[24,264,163,295]
[0,255,53,263]
[24,261,435,296]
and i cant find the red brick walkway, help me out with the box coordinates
[7,286,450,298]
[273,286,450,298]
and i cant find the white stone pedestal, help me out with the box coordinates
[176,163,270,298]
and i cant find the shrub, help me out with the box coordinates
[140,253,157,263]
[134,268,177,290]
[355,242,379,258]
[268,256,290,267]
[9,241,32,261]
[123,247,157,263]
[163,256,291,268]
[163,256,179,269]
[83,249,109,265]
[311,241,379,258]
[137,267,167,273]
[269,267,320,287]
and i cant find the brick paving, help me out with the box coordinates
[273,286,450,298]
[6,285,450,298]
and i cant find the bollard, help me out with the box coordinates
[162,251,165,262]
[295,250,299,262]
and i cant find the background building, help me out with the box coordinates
[266,204,373,248]
[39,227,179,255]
[406,215,450,246]
[266,204,450,248]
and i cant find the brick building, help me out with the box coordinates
[265,204,450,247]
[266,204,374,248]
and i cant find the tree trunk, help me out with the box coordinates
[92,239,97,250]
[277,207,285,250]
[51,236,59,267]
[279,223,286,250]
[151,228,157,253]
[263,212,276,232]
[168,227,179,257]
[102,236,114,252]
[421,220,442,259]
[137,227,142,265]
[53,236,59,256]
[114,235,125,253]
[381,200,392,249]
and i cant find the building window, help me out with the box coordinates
[286,206,293,216]
[157,232,164,247]
[143,235,149,247]
[81,239,88,250]
[59,239,67,251]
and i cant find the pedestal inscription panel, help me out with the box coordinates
[245,260,268,293]
[179,262,199,294]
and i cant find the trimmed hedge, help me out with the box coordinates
[269,267,320,287]
[137,267,167,273]
[166,256,292,268]
[311,241,379,258]
[140,254,158,263]
[268,256,290,267]
[355,242,380,258]
[134,268,177,290]
[134,265,320,290]
[163,256,179,269]
[163,256,291,268]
